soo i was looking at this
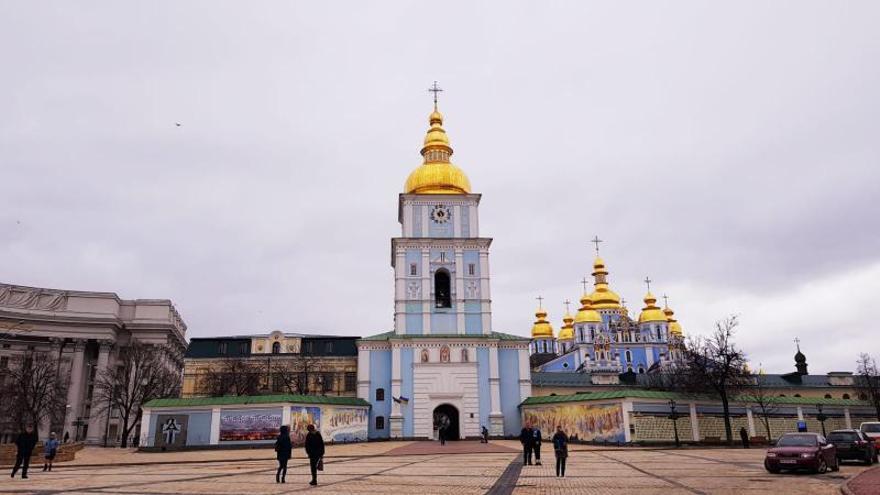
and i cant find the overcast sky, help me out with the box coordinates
[1,2,878,373]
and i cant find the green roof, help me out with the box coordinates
[522,389,873,407]
[360,331,527,342]
[144,394,370,409]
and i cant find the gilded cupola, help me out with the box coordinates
[531,307,554,339]
[403,104,472,195]
[589,257,622,310]
[638,291,668,323]
[664,302,683,337]
[558,311,575,341]
[574,293,602,324]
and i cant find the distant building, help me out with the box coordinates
[182,331,359,398]
[0,282,186,445]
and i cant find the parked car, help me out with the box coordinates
[860,422,880,449]
[827,429,877,465]
[765,433,839,474]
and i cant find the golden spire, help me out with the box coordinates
[403,82,471,195]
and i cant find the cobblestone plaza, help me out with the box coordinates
[2,441,873,495]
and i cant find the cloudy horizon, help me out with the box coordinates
[2,1,878,374]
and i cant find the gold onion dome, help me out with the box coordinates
[664,304,683,337]
[558,312,575,341]
[589,257,622,309]
[403,106,471,194]
[531,307,554,338]
[574,294,602,323]
[638,291,668,323]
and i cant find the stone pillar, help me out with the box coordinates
[389,344,403,438]
[455,249,465,334]
[517,347,532,400]
[65,339,87,441]
[746,408,757,437]
[86,340,113,445]
[357,347,371,400]
[421,249,431,334]
[797,406,804,421]
[844,407,852,429]
[140,409,152,447]
[210,407,221,445]
[689,403,700,441]
[488,345,503,436]
[621,400,634,443]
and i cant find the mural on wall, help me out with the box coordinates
[154,414,188,448]
[322,407,368,443]
[523,403,625,443]
[219,409,282,442]
[289,406,322,446]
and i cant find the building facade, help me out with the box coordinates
[183,331,358,398]
[357,103,532,441]
[0,283,186,444]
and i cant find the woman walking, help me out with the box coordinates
[304,424,325,486]
[552,426,569,478]
[274,425,292,483]
[43,432,60,472]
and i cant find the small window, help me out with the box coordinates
[344,372,357,392]
[625,350,632,362]
[375,416,385,430]
[410,263,418,276]
[375,388,385,401]
[824,394,832,399]
[794,394,801,398]
[239,342,249,354]
[562,362,569,368]
[638,367,645,374]
[0,356,8,369]
[843,394,850,400]
[326,341,334,353]
[859,393,868,401]
[218,342,228,355]
[434,269,451,308]
[272,342,281,354]
[468,263,475,276]
[779,394,786,397]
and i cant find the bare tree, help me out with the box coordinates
[92,342,181,447]
[856,353,880,420]
[748,370,779,442]
[272,356,323,395]
[199,357,264,397]
[681,316,750,445]
[0,351,68,437]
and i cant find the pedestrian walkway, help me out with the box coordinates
[387,440,519,456]
[842,466,880,495]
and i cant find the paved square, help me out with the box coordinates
[1,442,872,495]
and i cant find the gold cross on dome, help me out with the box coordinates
[428,81,443,109]
[644,277,652,292]
[564,300,571,313]
[580,277,590,293]
[536,295,544,309]
[662,294,669,307]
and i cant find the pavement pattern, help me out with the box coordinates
[0,441,872,495]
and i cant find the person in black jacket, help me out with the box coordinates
[274,425,293,483]
[552,426,569,478]
[304,424,325,486]
[11,425,38,479]
[519,424,534,465]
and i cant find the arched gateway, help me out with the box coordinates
[433,404,460,441]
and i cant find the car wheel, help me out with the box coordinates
[816,459,827,474]
[832,458,840,472]
[764,460,780,474]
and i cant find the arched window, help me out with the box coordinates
[375,388,385,401]
[779,394,786,397]
[843,393,850,400]
[794,394,801,398]
[625,350,632,362]
[375,416,385,430]
[859,393,868,401]
[656,327,662,340]
[272,342,281,354]
[638,367,645,374]
[434,269,451,308]
[824,394,832,399]
[590,327,595,341]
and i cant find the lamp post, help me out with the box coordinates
[815,404,828,437]
[668,399,681,448]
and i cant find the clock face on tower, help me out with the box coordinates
[430,205,451,224]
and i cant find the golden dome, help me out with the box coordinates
[574,293,602,323]
[638,291,668,323]
[531,307,554,338]
[664,304,683,337]
[404,107,471,194]
[589,257,622,309]
[558,311,575,341]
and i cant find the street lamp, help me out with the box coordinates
[815,404,828,437]
[668,399,681,448]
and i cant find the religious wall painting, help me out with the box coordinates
[421,348,429,363]
[523,403,625,444]
[461,348,469,362]
[321,407,368,443]
[289,406,321,446]
[219,409,282,442]
[154,414,188,448]
[440,345,450,363]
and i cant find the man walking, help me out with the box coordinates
[532,425,543,466]
[739,427,750,449]
[553,426,569,478]
[519,423,534,465]
[304,424,325,486]
[11,425,38,479]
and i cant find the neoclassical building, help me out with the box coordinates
[356,101,532,440]
[0,283,186,444]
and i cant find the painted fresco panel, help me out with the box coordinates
[219,408,282,442]
[289,406,322,446]
[321,407,369,443]
[523,403,626,443]
[154,414,188,448]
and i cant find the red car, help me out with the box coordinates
[765,433,839,474]
[860,422,880,450]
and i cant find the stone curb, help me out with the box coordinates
[840,466,880,495]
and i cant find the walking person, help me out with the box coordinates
[519,423,534,465]
[532,425,543,466]
[304,424,325,486]
[63,432,69,444]
[739,427,750,449]
[274,425,292,484]
[480,426,489,444]
[10,425,38,479]
[553,426,569,478]
[43,432,60,472]
[438,417,448,446]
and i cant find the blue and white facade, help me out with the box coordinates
[356,106,531,440]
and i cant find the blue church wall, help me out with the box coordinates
[540,352,577,372]
[498,349,522,435]
[412,205,422,236]
[460,206,470,236]
[431,311,456,333]
[477,347,491,431]
[465,314,482,334]
[369,349,392,439]
[185,412,212,446]
[405,249,421,275]
[428,212,453,237]
[405,302,423,335]
[400,348,414,437]
[429,248,455,266]
[463,250,480,276]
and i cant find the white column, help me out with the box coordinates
[210,407,221,445]
[479,251,492,334]
[65,339,87,440]
[455,249,465,334]
[282,406,291,427]
[357,348,371,400]
[622,400,634,442]
[394,250,406,334]
[746,408,756,437]
[422,249,431,334]
[689,403,700,441]
[390,345,403,438]
[844,407,852,429]
[517,347,532,400]
[140,409,152,447]
[86,340,112,444]
[488,345,503,436]
[797,406,804,421]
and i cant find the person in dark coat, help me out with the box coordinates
[274,425,293,483]
[480,426,489,444]
[11,425,38,479]
[739,427,750,449]
[552,426,569,478]
[532,426,543,466]
[304,424,325,486]
[519,424,534,465]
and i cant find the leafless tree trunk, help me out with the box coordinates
[748,371,779,441]
[272,356,323,395]
[92,342,181,447]
[856,353,880,420]
[199,357,264,397]
[0,351,68,438]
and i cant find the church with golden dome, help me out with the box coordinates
[356,89,532,441]
[530,250,685,376]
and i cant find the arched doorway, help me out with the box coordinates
[433,404,460,441]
